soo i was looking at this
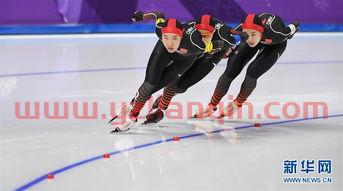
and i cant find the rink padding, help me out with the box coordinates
[1,23,343,35]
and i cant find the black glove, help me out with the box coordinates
[291,21,300,30]
[223,46,236,59]
[287,21,300,39]
[132,11,144,22]
[239,32,249,42]
[212,40,225,49]
[208,40,225,55]
[153,11,165,20]
[231,32,248,46]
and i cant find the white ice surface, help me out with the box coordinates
[1,33,342,191]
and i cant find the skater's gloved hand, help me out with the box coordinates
[206,40,225,55]
[223,45,236,59]
[239,32,249,42]
[291,21,300,31]
[287,21,300,39]
[233,32,248,46]
[153,11,165,20]
[132,11,144,22]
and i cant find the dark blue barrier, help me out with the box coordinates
[0,23,342,35]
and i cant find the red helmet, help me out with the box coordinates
[242,14,264,33]
[161,18,184,37]
[195,15,215,33]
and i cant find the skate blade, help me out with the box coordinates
[190,114,205,119]
[217,114,225,119]
[189,115,197,119]
[108,115,118,123]
[142,120,159,125]
[189,114,211,120]
[109,127,129,134]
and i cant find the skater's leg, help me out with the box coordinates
[154,47,230,114]
[218,41,287,118]
[130,41,172,117]
[235,41,287,105]
[157,79,178,110]
[151,56,217,119]
[210,43,259,106]
[150,55,198,94]
[176,56,217,93]
[143,79,179,124]
[144,56,197,123]
[152,47,230,113]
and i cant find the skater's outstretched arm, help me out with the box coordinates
[258,13,299,44]
[131,10,165,22]
[214,20,248,47]
[131,10,167,39]
[231,13,299,45]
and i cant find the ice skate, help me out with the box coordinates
[110,114,137,133]
[108,98,135,124]
[217,100,241,119]
[143,108,164,124]
[192,104,217,119]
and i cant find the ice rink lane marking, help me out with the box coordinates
[1,60,342,78]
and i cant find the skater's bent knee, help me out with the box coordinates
[176,87,187,94]
[139,82,155,94]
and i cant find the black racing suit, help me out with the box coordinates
[131,12,224,116]
[210,13,297,107]
[151,18,246,110]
